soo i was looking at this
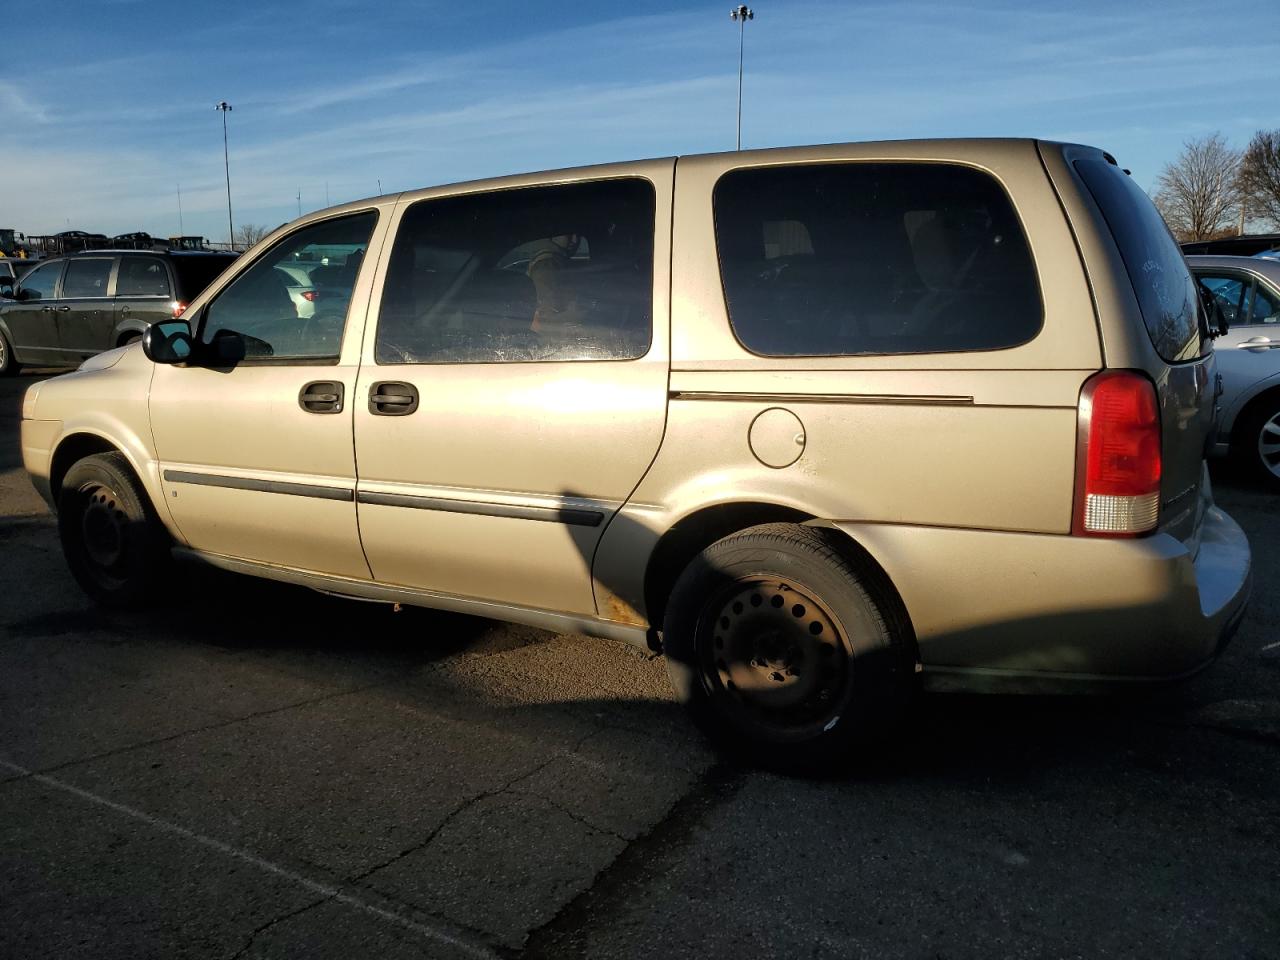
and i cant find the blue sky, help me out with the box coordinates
[2,0,1276,243]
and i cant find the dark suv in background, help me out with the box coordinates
[0,249,237,374]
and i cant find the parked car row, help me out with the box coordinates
[18,139,1252,770]
[1188,254,1280,488]
[0,249,237,374]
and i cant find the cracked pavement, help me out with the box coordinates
[2,371,1278,959]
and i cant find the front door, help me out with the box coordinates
[2,258,65,365]
[149,209,388,578]
[353,164,673,616]
[56,256,117,358]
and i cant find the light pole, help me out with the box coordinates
[215,101,234,247]
[730,5,754,151]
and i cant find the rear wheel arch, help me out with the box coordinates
[643,502,916,650]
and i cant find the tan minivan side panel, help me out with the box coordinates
[353,160,675,615]
[594,141,1101,626]
[150,203,395,580]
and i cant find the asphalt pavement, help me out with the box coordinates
[1,369,1277,959]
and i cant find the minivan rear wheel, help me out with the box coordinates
[662,523,916,773]
[58,452,171,608]
[1236,396,1280,491]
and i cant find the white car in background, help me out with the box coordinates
[1189,254,1280,489]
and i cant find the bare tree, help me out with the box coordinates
[1240,130,1280,230]
[1152,134,1242,241]
[233,223,270,250]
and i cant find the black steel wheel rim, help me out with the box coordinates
[78,483,130,581]
[697,576,851,739]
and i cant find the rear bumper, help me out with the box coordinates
[834,505,1251,692]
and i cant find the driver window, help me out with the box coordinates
[200,212,376,360]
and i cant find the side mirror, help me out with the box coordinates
[206,328,247,365]
[142,320,194,364]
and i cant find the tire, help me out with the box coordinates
[57,452,171,608]
[662,523,917,773]
[1235,396,1280,492]
[0,330,19,376]
[118,332,142,347]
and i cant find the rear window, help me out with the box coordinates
[1074,157,1203,363]
[713,162,1043,357]
[172,254,238,300]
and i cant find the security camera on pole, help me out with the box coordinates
[215,101,234,248]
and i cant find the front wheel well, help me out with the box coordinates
[1231,384,1280,449]
[50,434,127,505]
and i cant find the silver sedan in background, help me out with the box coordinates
[1189,254,1280,489]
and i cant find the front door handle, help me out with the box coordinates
[58,305,71,312]
[299,380,344,414]
[369,381,419,416]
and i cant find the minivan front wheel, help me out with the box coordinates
[662,523,916,772]
[58,452,171,608]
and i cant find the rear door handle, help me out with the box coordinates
[369,381,419,416]
[299,380,344,414]
[58,305,71,312]
[1237,337,1279,350]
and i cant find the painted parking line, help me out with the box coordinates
[0,758,497,960]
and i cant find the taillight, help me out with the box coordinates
[172,301,187,318]
[301,290,318,302]
[1073,370,1161,537]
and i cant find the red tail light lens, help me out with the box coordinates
[301,290,318,303]
[1074,370,1161,536]
[172,301,187,318]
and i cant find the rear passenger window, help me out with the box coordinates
[1075,157,1203,362]
[61,258,114,298]
[117,256,172,297]
[376,178,655,364]
[713,163,1042,357]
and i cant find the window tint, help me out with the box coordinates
[116,256,172,297]
[1075,157,1203,362]
[172,254,237,301]
[17,260,63,300]
[713,163,1042,357]
[61,259,114,298]
[201,213,376,360]
[377,178,654,364]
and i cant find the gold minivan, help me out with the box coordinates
[21,140,1252,769]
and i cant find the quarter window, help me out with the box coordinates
[200,212,376,360]
[1075,157,1203,362]
[16,260,64,301]
[713,162,1042,357]
[117,256,172,297]
[376,178,655,364]
[61,258,114,298]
